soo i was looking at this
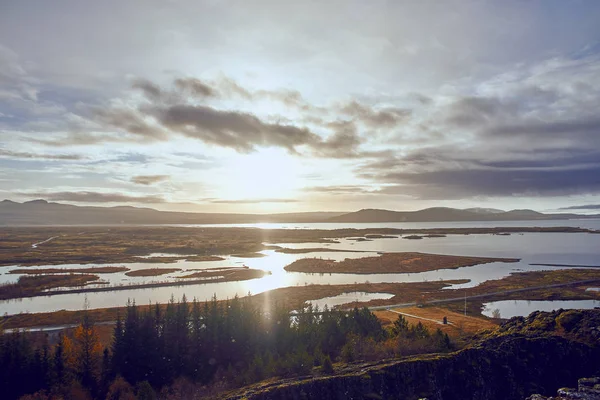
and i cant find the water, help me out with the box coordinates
[1,224,599,316]
[175,219,600,231]
[482,299,600,318]
[304,292,395,310]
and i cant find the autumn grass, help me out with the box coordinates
[178,267,266,280]
[230,252,266,258]
[184,255,226,262]
[9,266,129,274]
[0,274,99,300]
[274,247,367,254]
[284,252,519,274]
[374,307,497,339]
[124,268,181,277]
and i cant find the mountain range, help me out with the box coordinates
[1,200,598,226]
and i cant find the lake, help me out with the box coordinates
[1,220,599,316]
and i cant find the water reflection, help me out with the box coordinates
[1,230,599,315]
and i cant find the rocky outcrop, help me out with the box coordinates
[526,377,600,400]
[227,310,600,400]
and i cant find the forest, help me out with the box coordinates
[0,295,451,400]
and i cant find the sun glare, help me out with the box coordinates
[218,148,303,202]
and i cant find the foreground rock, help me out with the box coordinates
[527,377,600,400]
[225,309,600,400]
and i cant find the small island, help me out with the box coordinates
[284,252,519,274]
[125,268,181,277]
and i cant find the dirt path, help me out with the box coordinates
[387,309,451,325]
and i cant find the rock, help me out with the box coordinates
[528,377,600,400]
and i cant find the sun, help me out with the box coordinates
[217,148,303,202]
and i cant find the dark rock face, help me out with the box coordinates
[231,310,600,400]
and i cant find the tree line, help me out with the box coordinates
[1,295,452,399]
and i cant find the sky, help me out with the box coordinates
[1,0,600,214]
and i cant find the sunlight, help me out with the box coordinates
[217,148,303,202]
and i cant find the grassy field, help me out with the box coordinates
[284,252,519,274]
[0,274,100,300]
[124,268,181,277]
[8,266,129,274]
[374,307,497,338]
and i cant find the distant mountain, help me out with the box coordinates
[328,207,599,223]
[0,200,344,226]
[1,200,598,226]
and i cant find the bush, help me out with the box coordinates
[321,356,334,374]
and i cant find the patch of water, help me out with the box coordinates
[482,299,600,318]
[305,292,395,310]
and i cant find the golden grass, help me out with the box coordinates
[124,268,181,277]
[9,266,129,274]
[374,307,497,338]
[284,252,519,274]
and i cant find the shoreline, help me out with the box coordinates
[2,268,599,330]
[284,252,520,274]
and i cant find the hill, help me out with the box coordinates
[328,207,597,223]
[1,200,598,225]
[0,199,343,226]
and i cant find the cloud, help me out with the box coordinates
[94,107,167,140]
[17,191,166,203]
[558,204,600,211]
[307,185,378,194]
[0,149,83,160]
[152,103,321,152]
[174,77,217,98]
[340,100,411,128]
[367,162,600,199]
[131,175,169,185]
[131,78,163,100]
[209,198,299,204]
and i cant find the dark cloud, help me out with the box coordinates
[558,204,600,210]
[174,77,217,98]
[442,96,517,128]
[0,149,82,160]
[153,103,321,152]
[359,142,600,199]
[313,120,362,158]
[94,108,167,140]
[131,78,162,100]
[29,76,372,155]
[340,101,411,128]
[210,198,299,204]
[131,175,169,185]
[18,191,165,203]
[487,116,600,140]
[371,164,600,199]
